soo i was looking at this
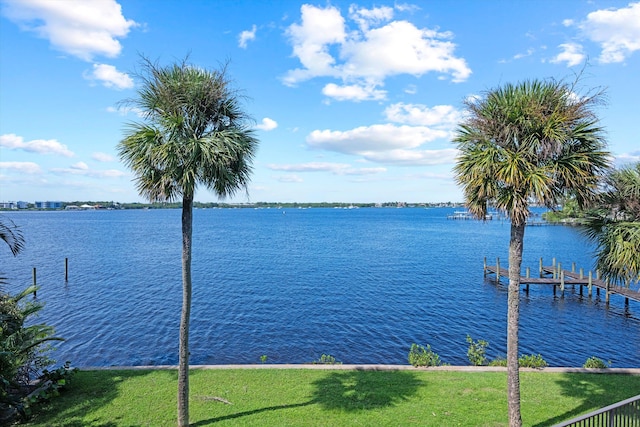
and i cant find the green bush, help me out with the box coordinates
[1,287,68,421]
[488,357,507,367]
[583,356,610,369]
[518,354,548,369]
[486,354,548,368]
[408,343,443,367]
[312,354,341,365]
[466,335,489,366]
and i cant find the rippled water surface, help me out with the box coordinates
[2,208,639,367]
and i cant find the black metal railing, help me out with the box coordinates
[554,394,640,426]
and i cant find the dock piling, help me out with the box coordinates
[65,257,68,281]
[32,267,36,297]
[484,258,639,304]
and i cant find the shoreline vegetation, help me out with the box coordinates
[1,201,467,210]
[21,367,640,426]
[2,201,564,211]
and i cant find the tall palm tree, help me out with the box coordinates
[581,162,640,287]
[118,57,258,427]
[453,79,610,426]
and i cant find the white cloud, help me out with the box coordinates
[307,124,448,155]
[615,151,640,165]
[85,63,133,89]
[255,117,278,131]
[362,148,458,166]
[92,152,115,162]
[283,4,470,101]
[283,4,346,84]
[0,133,74,157]
[322,83,386,101]
[551,43,585,67]
[106,105,144,117]
[578,2,640,63]
[513,48,535,60]
[268,162,386,176]
[348,5,393,31]
[51,164,126,178]
[268,162,352,173]
[1,0,137,61]
[0,161,42,174]
[384,103,461,127]
[71,162,89,171]
[238,25,257,48]
[277,174,303,183]
[343,167,387,175]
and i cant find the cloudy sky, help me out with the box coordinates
[1,0,638,204]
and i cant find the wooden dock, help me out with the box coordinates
[483,257,640,304]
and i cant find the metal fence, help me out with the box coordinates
[554,394,640,427]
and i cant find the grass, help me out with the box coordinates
[22,368,640,427]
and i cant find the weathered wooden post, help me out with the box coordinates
[588,271,593,297]
[32,267,37,297]
[579,268,583,279]
[552,257,556,267]
[560,270,565,293]
[525,267,530,292]
[557,262,562,280]
[65,257,69,281]
[539,257,543,277]
[571,262,576,273]
[483,257,487,276]
[605,279,610,304]
[496,257,500,284]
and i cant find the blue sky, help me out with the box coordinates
[1,0,638,204]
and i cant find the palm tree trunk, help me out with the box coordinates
[178,196,193,427]
[507,221,525,427]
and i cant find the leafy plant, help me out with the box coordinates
[466,335,489,366]
[583,356,610,369]
[486,354,547,368]
[518,354,548,369]
[488,357,507,367]
[1,287,67,422]
[312,354,341,365]
[260,355,267,364]
[408,343,443,367]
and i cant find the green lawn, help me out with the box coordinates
[23,368,640,426]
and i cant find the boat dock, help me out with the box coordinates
[483,257,640,304]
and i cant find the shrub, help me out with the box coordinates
[486,354,548,368]
[488,357,507,367]
[312,354,341,365]
[583,356,610,369]
[518,354,548,369]
[0,287,68,422]
[466,335,489,366]
[408,343,443,367]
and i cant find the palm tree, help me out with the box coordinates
[0,215,25,257]
[118,57,258,427]
[581,162,640,287]
[453,79,610,426]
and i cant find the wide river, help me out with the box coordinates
[2,207,638,367]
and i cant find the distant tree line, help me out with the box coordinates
[1,201,466,211]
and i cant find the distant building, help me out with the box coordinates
[35,201,62,209]
[17,201,29,209]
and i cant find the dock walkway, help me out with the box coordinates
[484,257,640,304]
